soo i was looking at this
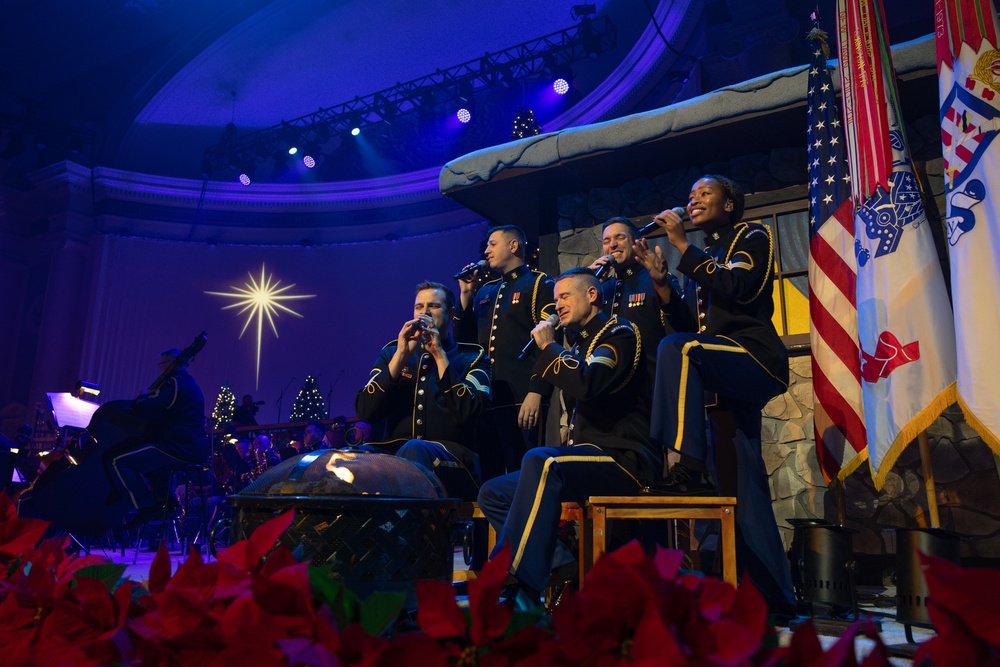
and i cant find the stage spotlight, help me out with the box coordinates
[288,146,298,155]
[303,155,316,168]
[239,173,252,186]
[553,78,570,95]
[351,127,361,136]
[457,108,472,124]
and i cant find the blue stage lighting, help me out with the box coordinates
[457,108,472,123]
[553,78,570,95]
[351,127,361,136]
[288,146,298,155]
[303,155,316,168]
[238,173,251,186]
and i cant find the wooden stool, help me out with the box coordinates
[584,495,738,586]
[453,501,584,583]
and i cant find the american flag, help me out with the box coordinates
[806,26,866,483]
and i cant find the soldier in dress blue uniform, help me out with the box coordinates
[455,225,555,481]
[590,216,679,384]
[355,280,490,500]
[640,174,795,614]
[477,268,662,603]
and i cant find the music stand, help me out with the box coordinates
[45,392,101,431]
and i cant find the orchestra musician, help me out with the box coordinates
[104,347,210,522]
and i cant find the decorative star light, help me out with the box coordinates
[206,264,315,389]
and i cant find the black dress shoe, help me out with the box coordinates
[651,464,715,495]
[500,583,542,612]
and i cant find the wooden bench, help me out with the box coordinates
[583,495,738,586]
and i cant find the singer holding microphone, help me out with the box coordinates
[355,280,490,502]
[640,174,795,616]
[589,216,682,385]
[478,268,661,607]
[454,225,555,482]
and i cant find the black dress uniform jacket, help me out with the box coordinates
[533,312,662,486]
[661,221,789,388]
[600,263,678,378]
[455,265,555,407]
[354,338,491,471]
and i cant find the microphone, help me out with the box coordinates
[518,314,561,360]
[635,207,686,238]
[593,257,612,281]
[454,260,487,281]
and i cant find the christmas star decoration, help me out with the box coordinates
[206,264,315,388]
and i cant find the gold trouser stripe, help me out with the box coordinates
[510,452,635,572]
[672,340,753,452]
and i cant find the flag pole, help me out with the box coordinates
[917,430,940,527]
[833,476,846,525]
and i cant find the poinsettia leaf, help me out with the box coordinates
[786,618,823,663]
[469,541,513,644]
[415,579,467,639]
[147,541,172,593]
[74,563,127,592]
[276,637,339,667]
[0,515,49,559]
[921,553,1000,645]
[246,508,295,565]
[728,573,767,634]
[358,590,406,637]
[652,545,686,581]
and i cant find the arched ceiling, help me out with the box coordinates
[0,0,935,191]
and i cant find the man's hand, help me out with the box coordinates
[588,254,613,279]
[633,239,675,304]
[518,392,543,430]
[530,318,557,350]
[388,318,423,379]
[457,262,483,309]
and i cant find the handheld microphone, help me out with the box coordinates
[454,260,487,281]
[635,207,686,238]
[593,257,612,281]
[518,314,561,360]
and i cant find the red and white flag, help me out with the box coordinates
[838,0,958,489]
[937,0,1000,452]
[806,26,867,483]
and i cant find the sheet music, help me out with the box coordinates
[45,392,101,429]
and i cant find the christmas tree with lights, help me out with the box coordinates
[510,108,541,139]
[211,383,236,431]
[289,375,327,421]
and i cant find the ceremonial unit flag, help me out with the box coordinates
[806,27,867,483]
[936,0,1000,452]
[837,0,957,490]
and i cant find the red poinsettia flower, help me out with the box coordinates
[0,493,49,564]
[914,553,1000,666]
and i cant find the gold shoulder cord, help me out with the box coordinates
[585,315,641,394]
[725,223,774,305]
